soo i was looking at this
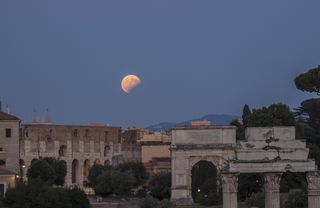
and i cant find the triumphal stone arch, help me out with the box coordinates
[171,126,320,208]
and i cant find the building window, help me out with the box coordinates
[0,147,3,152]
[5,128,11,138]
[73,129,78,137]
[59,145,67,157]
[0,184,4,197]
[0,160,6,166]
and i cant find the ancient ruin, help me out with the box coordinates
[171,126,320,208]
[20,124,141,187]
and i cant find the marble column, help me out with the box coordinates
[264,172,282,208]
[307,171,320,208]
[222,173,238,208]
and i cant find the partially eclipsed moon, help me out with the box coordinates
[121,75,141,93]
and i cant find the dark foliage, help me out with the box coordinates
[43,158,67,186]
[116,162,148,187]
[66,187,90,208]
[195,191,222,206]
[88,164,108,187]
[148,172,171,200]
[246,103,296,127]
[27,160,56,184]
[111,169,136,196]
[298,98,320,131]
[3,179,89,208]
[94,168,136,197]
[140,196,175,208]
[245,192,265,208]
[280,172,307,193]
[284,191,307,208]
[26,158,66,186]
[294,65,320,95]
[242,104,251,125]
[238,173,264,201]
[94,171,112,197]
[90,162,148,197]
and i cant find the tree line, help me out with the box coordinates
[0,157,90,208]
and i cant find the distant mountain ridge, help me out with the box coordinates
[146,114,239,132]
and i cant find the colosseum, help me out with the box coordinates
[19,123,141,187]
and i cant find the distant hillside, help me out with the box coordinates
[146,114,239,132]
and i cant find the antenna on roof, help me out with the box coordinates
[32,109,37,123]
[44,108,51,123]
[5,104,10,114]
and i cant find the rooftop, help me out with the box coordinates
[172,125,236,130]
[0,111,20,121]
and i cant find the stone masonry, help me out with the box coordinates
[20,124,141,187]
[171,126,320,208]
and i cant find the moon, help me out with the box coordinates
[121,75,141,93]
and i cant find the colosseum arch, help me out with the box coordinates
[83,159,90,181]
[94,159,101,165]
[104,145,110,157]
[171,126,320,208]
[72,159,80,184]
[58,145,67,157]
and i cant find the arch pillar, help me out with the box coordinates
[307,171,320,208]
[264,172,282,208]
[171,156,193,205]
[78,160,84,187]
[221,173,238,208]
[65,160,72,186]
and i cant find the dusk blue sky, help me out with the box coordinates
[0,1,319,127]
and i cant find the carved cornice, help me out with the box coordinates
[139,141,171,145]
[171,144,237,151]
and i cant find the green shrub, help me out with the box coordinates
[141,196,159,208]
[245,192,265,208]
[27,159,56,184]
[110,169,136,196]
[116,162,149,187]
[3,178,90,208]
[284,191,307,208]
[155,199,175,208]
[148,172,171,200]
[88,164,108,187]
[35,187,72,208]
[94,171,112,197]
[67,187,90,208]
[196,191,222,206]
[90,162,149,197]
[136,187,147,198]
[94,169,136,197]
[27,158,67,186]
[140,196,175,208]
